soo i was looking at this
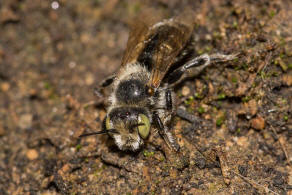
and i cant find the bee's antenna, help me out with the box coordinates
[129,123,145,133]
[130,123,145,129]
[79,129,118,138]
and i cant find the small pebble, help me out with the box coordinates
[1,82,10,92]
[246,99,258,116]
[288,126,292,137]
[0,121,5,136]
[85,73,94,85]
[26,149,39,160]
[18,114,33,129]
[195,157,206,169]
[273,175,284,186]
[182,86,190,96]
[282,74,292,86]
[251,116,265,130]
[238,165,248,177]
[237,136,248,147]
[288,174,292,186]
[0,7,19,24]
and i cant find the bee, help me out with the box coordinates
[80,9,236,151]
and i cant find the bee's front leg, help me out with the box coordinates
[167,53,238,86]
[165,89,173,111]
[152,111,180,152]
[94,74,116,97]
[93,74,116,105]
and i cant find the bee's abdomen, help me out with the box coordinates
[116,79,146,104]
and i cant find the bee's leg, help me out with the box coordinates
[167,53,238,85]
[176,107,202,125]
[94,74,116,97]
[93,74,116,106]
[165,89,173,111]
[153,111,180,152]
[101,75,116,87]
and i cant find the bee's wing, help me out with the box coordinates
[121,11,164,66]
[147,9,196,89]
[121,9,196,89]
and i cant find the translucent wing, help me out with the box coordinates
[121,9,196,90]
[146,9,196,90]
[121,11,164,66]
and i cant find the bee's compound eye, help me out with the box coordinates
[137,114,150,139]
[105,116,113,130]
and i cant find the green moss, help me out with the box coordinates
[231,76,238,83]
[213,31,222,40]
[259,71,267,79]
[159,156,165,162]
[217,93,226,100]
[232,21,238,29]
[242,63,249,71]
[76,144,82,151]
[143,150,154,158]
[284,115,288,121]
[197,49,204,55]
[279,53,285,59]
[271,71,279,77]
[93,165,106,177]
[198,106,205,114]
[281,98,287,104]
[242,96,251,102]
[234,60,249,70]
[194,92,204,99]
[127,2,141,14]
[269,10,276,18]
[205,46,212,53]
[216,117,225,127]
[43,81,52,90]
[233,58,239,63]
[184,96,194,105]
[236,128,241,134]
[187,107,194,113]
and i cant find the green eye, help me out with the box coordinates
[105,117,113,130]
[138,114,150,139]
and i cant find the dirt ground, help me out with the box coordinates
[0,0,292,194]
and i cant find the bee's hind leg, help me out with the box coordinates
[167,53,238,86]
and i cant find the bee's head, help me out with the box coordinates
[105,107,151,151]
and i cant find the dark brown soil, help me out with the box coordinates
[0,0,292,194]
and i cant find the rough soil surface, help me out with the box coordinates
[0,0,292,194]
